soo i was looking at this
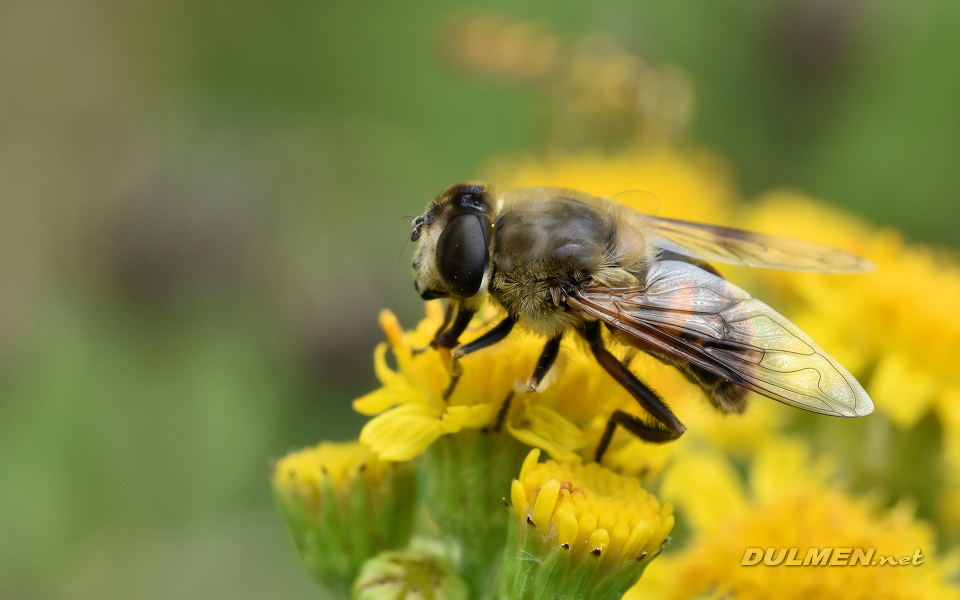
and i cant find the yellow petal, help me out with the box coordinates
[379,309,409,354]
[438,404,495,434]
[622,522,651,560]
[533,478,562,533]
[588,528,610,555]
[610,521,630,553]
[371,342,405,387]
[576,512,597,548]
[643,514,673,553]
[359,403,443,461]
[558,512,578,547]
[506,399,585,460]
[511,479,528,520]
[353,383,427,416]
[519,448,541,482]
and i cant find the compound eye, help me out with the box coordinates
[435,214,489,298]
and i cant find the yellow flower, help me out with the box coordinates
[512,448,674,561]
[355,295,792,482]
[626,438,960,600]
[501,449,673,599]
[354,304,588,461]
[739,190,960,533]
[937,386,960,531]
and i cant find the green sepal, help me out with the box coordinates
[589,559,647,600]
[382,461,418,549]
[510,521,542,600]
[497,514,669,600]
[497,516,523,598]
[348,473,375,570]
[321,474,351,577]
[531,546,572,600]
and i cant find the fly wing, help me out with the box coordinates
[650,215,874,273]
[565,260,874,417]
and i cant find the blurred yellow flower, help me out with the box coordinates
[743,190,960,430]
[438,13,694,146]
[488,146,736,224]
[937,387,960,531]
[740,190,960,532]
[273,441,393,504]
[627,439,960,600]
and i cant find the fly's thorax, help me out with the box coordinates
[410,182,496,307]
[485,188,654,331]
[494,187,656,277]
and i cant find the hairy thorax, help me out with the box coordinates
[488,194,644,337]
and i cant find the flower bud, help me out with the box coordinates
[271,440,417,597]
[500,449,672,600]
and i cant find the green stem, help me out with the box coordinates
[421,431,529,598]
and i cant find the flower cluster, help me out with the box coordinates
[272,14,960,600]
[628,440,960,600]
[743,190,960,430]
[354,303,589,461]
[274,175,960,599]
[742,190,960,531]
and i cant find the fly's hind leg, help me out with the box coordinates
[442,315,517,400]
[581,321,686,461]
[595,410,682,462]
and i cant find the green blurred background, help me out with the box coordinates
[1,0,958,597]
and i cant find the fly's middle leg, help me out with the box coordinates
[526,334,562,391]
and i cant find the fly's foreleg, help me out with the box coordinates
[442,315,517,400]
[431,306,475,349]
[413,303,457,356]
